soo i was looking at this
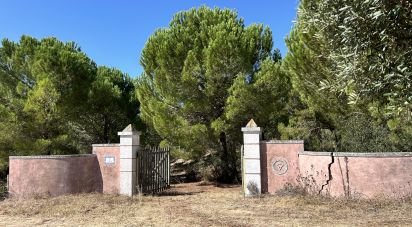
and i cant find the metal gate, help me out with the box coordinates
[137,146,170,194]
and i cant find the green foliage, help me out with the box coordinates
[278,109,336,152]
[218,58,290,141]
[335,114,393,152]
[298,0,412,115]
[80,66,140,144]
[281,0,355,152]
[170,146,194,160]
[0,180,6,200]
[0,36,96,157]
[282,0,412,152]
[0,36,140,179]
[137,6,289,181]
[283,0,357,128]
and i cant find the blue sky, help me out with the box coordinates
[0,1,299,77]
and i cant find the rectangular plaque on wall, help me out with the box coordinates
[104,156,115,165]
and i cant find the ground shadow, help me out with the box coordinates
[196,181,240,188]
[155,190,204,197]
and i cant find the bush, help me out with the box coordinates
[170,147,196,161]
[0,157,8,183]
[195,152,222,182]
[279,109,412,153]
[0,180,7,200]
[336,114,394,152]
[335,113,412,153]
[278,113,336,152]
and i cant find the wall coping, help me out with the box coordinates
[92,143,120,147]
[300,151,412,157]
[299,151,332,156]
[262,140,304,144]
[9,154,96,160]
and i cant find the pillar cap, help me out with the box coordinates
[241,119,261,132]
[246,119,257,127]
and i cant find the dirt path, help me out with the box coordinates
[1,182,412,226]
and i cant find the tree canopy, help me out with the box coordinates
[297,0,412,115]
[0,36,96,156]
[282,0,412,152]
[137,7,290,181]
[0,36,140,179]
[81,66,140,144]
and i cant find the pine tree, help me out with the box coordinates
[0,36,140,178]
[137,7,288,181]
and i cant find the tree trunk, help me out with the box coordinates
[219,131,238,183]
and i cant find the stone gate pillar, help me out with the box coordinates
[241,119,262,196]
[118,124,140,196]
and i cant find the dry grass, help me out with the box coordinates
[1,182,412,226]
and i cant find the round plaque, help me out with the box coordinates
[271,157,288,175]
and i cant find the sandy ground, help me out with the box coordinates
[1,182,412,226]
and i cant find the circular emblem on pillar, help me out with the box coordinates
[271,157,288,175]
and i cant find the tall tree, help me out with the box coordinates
[0,36,141,179]
[0,36,96,155]
[298,0,412,115]
[216,57,290,143]
[80,66,140,144]
[282,0,412,152]
[283,0,356,127]
[281,0,357,151]
[137,6,288,181]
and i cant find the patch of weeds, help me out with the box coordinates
[246,181,260,196]
[388,182,412,202]
[275,183,307,196]
[296,173,323,195]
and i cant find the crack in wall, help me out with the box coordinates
[345,157,350,197]
[319,152,334,194]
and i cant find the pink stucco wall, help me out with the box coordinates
[297,152,332,195]
[260,141,412,198]
[8,154,102,198]
[299,152,412,198]
[8,144,121,198]
[260,141,303,193]
[92,144,120,194]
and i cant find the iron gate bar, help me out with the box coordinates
[137,146,170,194]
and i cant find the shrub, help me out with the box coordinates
[335,112,412,153]
[278,119,336,152]
[0,180,7,200]
[279,110,412,153]
[0,158,8,185]
[196,152,222,182]
[336,114,395,152]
